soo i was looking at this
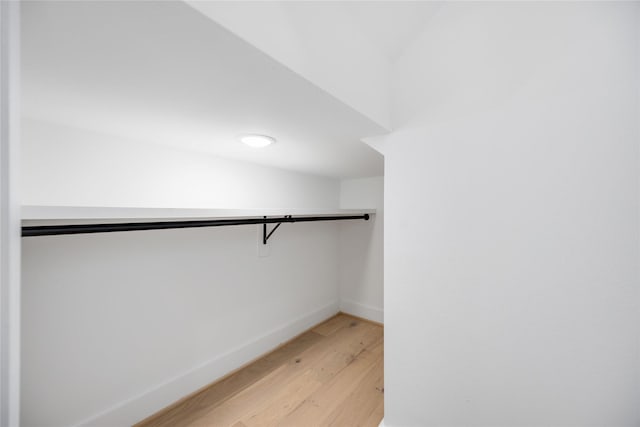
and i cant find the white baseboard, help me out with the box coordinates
[339,299,384,324]
[74,301,340,427]
[378,418,385,427]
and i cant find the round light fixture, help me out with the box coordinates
[239,134,276,148]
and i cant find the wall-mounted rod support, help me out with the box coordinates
[22,214,370,237]
[263,215,291,244]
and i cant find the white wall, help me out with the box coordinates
[0,1,22,425]
[20,120,343,426]
[338,176,384,323]
[186,1,391,130]
[381,2,640,426]
[21,119,338,209]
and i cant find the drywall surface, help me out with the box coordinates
[20,120,342,426]
[21,119,339,209]
[22,223,339,427]
[382,2,640,426]
[0,1,21,425]
[338,176,384,323]
[186,1,391,130]
[22,0,385,179]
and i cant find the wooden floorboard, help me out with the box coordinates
[135,314,383,427]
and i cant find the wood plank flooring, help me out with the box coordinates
[135,313,383,427]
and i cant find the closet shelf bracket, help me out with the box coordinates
[263,215,291,245]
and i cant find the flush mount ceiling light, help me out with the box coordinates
[239,134,276,148]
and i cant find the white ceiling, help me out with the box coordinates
[21,1,387,179]
[341,1,442,61]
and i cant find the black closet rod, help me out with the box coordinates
[22,214,370,237]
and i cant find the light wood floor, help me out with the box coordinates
[135,313,384,427]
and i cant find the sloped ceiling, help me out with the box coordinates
[22,1,386,178]
[341,1,442,62]
[186,1,393,131]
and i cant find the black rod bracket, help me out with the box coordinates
[263,215,291,245]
